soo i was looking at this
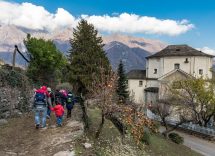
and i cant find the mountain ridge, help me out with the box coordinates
[0,25,166,71]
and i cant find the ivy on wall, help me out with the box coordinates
[0,67,30,88]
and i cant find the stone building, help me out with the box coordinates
[127,44,214,104]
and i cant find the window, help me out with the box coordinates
[199,69,203,75]
[174,63,180,69]
[154,69,157,74]
[184,58,189,63]
[139,80,143,87]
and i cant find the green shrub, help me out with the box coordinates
[153,121,160,130]
[168,132,184,144]
[141,131,151,145]
[0,68,29,88]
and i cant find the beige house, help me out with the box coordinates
[127,44,214,104]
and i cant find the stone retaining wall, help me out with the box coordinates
[0,86,33,119]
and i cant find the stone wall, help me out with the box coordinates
[0,86,33,118]
[0,67,33,119]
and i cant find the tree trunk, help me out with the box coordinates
[80,99,89,130]
[106,113,126,137]
[95,111,105,138]
[162,117,168,130]
[203,115,213,127]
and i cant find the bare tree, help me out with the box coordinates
[89,68,157,142]
[89,68,125,138]
[149,88,194,137]
[172,78,215,127]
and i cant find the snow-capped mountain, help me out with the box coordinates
[0,25,166,71]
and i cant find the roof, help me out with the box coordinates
[146,45,214,59]
[127,70,146,79]
[144,87,159,93]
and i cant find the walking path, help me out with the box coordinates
[159,127,215,156]
[0,105,84,156]
[176,131,215,156]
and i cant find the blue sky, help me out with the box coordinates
[3,0,215,50]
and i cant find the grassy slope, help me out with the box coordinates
[146,134,202,156]
[80,108,202,156]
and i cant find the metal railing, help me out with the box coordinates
[147,110,215,137]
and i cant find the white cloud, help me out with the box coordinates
[0,1,194,36]
[84,13,194,36]
[197,47,215,56]
[0,1,77,31]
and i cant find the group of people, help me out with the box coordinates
[33,86,76,129]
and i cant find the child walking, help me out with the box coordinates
[66,92,74,118]
[50,102,64,126]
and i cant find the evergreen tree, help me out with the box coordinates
[116,60,129,102]
[68,19,110,130]
[69,19,110,95]
[24,34,67,87]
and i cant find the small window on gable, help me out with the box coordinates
[199,69,203,75]
[154,69,157,74]
[139,80,143,87]
[184,58,189,63]
[174,63,180,69]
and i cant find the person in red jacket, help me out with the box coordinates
[34,86,50,129]
[50,103,64,126]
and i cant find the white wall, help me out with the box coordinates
[128,79,146,103]
[146,79,159,88]
[128,79,159,104]
[193,57,212,79]
[163,57,192,75]
[146,58,161,78]
[147,56,213,79]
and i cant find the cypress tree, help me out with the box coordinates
[116,60,129,103]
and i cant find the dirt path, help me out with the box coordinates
[0,111,84,156]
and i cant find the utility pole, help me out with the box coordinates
[12,45,30,70]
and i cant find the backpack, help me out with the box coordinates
[55,91,63,105]
[34,92,46,106]
[67,94,73,103]
[66,94,74,110]
[60,89,67,97]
